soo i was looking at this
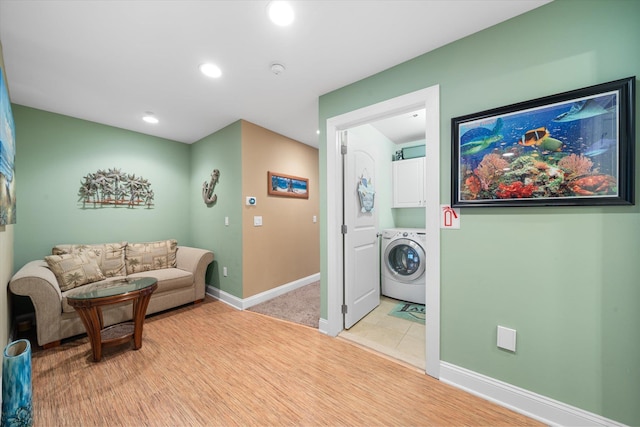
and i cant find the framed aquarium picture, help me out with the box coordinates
[268,171,309,199]
[0,66,16,225]
[451,76,635,207]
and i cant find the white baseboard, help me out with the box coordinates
[206,286,243,310]
[205,272,320,311]
[439,362,626,427]
[318,318,329,335]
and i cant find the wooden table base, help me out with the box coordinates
[69,282,157,362]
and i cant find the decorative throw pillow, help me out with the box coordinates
[125,239,177,274]
[52,242,127,277]
[44,253,106,291]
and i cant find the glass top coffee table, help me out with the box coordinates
[67,277,157,362]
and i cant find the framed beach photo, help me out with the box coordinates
[451,76,635,207]
[267,171,309,199]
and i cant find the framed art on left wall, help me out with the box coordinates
[0,66,16,225]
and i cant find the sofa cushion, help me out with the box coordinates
[61,277,127,313]
[128,269,193,293]
[61,270,193,313]
[45,253,106,291]
[125,239,177,274]
[52,242,127,277]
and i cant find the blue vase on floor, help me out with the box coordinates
[1,339,33,427]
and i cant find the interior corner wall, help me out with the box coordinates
[189,120,243,298]
[0,39,13,349]
[12,105,191,272]
[318,0,639,425]
[241,120,319,298]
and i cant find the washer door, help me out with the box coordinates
[384,238,426,283]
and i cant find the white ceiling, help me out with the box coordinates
[0,0,551,147]
[370,109,427,145]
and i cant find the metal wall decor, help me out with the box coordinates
[202,169,220,205]
[78,168,154,208]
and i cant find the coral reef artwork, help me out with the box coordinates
[78,168,154,208]
[0,67,16,225]
[453,77,635,206]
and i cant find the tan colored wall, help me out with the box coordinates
[241,121,319,298]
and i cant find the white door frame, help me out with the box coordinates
[325,85,441,378]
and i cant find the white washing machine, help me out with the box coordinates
[381,228,426,304]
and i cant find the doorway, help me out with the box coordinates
[325,85,441,378]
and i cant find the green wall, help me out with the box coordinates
[319,0,639,424]
[12,105,192,270]
[189,120,243,297]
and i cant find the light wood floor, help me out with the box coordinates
[29,297,543,426]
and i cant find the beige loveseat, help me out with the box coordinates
[9,239,214,348]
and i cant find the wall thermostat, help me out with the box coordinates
[246,196,257,206]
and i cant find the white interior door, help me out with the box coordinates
[326,85,440,378]
[343,130,380,329]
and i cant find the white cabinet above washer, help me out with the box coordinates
[392,157,426,208]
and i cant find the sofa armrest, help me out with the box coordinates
[9,260,63,346]
[175,246,214,299]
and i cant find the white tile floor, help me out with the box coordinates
[338,296,425,370]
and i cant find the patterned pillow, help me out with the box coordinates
[44,253,106,291]
[52,242,127,277]
[125,239,177,274]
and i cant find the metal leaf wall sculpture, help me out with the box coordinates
[78,168,154,208]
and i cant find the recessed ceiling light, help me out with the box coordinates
[268,1,294,26]
[199,63,222,78]
[142,113,159,124]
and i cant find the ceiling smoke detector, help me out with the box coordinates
[270,63,286,75]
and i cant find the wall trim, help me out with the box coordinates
[206,272,320,311]
[440,362,626,427]
[206,286,243,310]
[318,318,329,335]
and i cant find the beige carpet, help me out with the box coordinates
[247,281,320,328]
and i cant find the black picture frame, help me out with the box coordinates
[451,76,635,207]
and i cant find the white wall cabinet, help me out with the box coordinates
[392,157,426,208]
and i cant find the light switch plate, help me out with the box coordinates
[254,216,262,226]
